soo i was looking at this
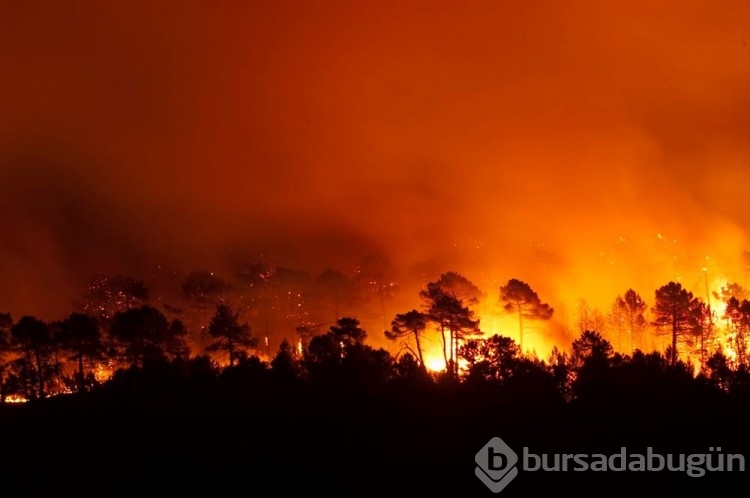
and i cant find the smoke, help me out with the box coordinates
[1,0,749,356]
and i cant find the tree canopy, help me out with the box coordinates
[499,279,553,351]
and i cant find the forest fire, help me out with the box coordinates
[0,0,748,393]
[0,242,747,402]
[3,1,750,495]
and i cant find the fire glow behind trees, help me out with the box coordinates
[0,1,749,395]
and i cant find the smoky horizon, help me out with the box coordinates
[1,1,749,361]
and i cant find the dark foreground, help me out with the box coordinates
[1,357,748,498]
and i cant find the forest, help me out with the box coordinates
[5,1,750,496]
[2,259,750,402]
[1,262,749,497]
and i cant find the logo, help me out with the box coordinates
[475,438,745,493]
[475,437,519,493]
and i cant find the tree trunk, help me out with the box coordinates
[453,332,458,379]
[440,324,449,370]
[228,338,235,367]
[413,330,425,368]
[449,322,454,376]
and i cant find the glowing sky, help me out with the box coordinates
[1,0,749,324]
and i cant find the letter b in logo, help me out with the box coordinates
[475,437,519,493]
[488,449,507,471]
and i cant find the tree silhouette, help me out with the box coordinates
[430,271,485,304]
[689,300,714,369]
[724,297,750,367]
[386,310,428,368]
[305,332,342,367]
[57,312,105,392]
[499,279,553,351]
[110,305,187,367]
[711,283,748,365]
[393,352,432,384]
[608,299,627,352]
[3,358,41,400]
[329,317,367,347]
[459,334,520,383]
[713,282,749,305]
[420,283,449,368]
[548,346,573,401]
[576,299,606,336]
[340,343,394,390]
[570,331,615,401]
[303,317,396,390]
[571,330,614,369]
[610,289,648,353]
[420,281,481,377]
[270,338,301,380]
[206,303,258,367]
[652,282,703,365]
[11,316,58,398]
[704,350,733,391]
[166,319,191,360]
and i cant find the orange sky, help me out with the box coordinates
[1,0,749,330]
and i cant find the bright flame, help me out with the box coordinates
[94,363,114,383]
[411,294,561,374]
[423,355,447,372]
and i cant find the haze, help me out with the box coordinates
[2,0,749,345]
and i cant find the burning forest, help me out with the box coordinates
[1,250,750,402]
[2,1,750,496]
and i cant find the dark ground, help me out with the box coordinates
[1,367,747,498]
